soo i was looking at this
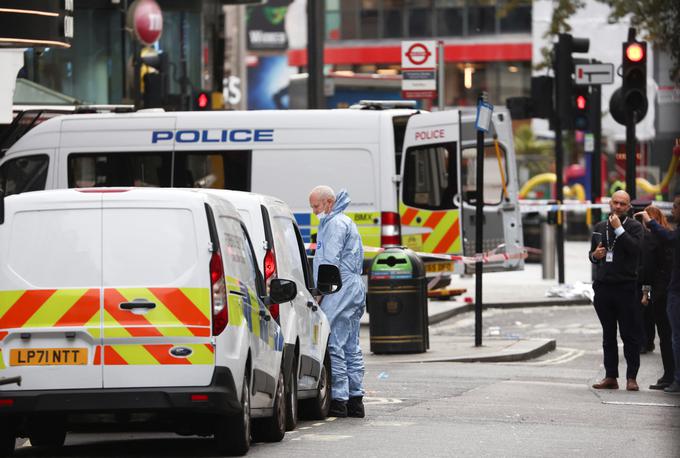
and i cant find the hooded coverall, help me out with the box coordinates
[313,189,366,401]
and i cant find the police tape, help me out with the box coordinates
[305,243,528,266]
[519,200,610,214]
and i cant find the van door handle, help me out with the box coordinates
[120,301,156,310]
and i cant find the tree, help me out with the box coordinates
[538,0,680,83]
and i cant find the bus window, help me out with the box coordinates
[68,153,171,188]
[174,151,251,191]
[461,144,508,205]
[0,154,49,196]
[402,143,458,210]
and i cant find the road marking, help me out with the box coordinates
[298,426,312,430]
[503,380,586,388]
[602,401,680,408]
[313,422,325,426]
[364,396,403,405]
[369,421,415,427]
[298,433,352,442]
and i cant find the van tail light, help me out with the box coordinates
[210,251,228,336]
[380,211,401,246]
[0,399,13,407]
[263,248,277,282]
[191,394,209,402]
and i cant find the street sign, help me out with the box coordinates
[401,41,437,99]
[575,63,614,85]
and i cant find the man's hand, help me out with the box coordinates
[634,210,651,224]
[592,242,606,260]
[641,293,649,306]
[609,214,622,229]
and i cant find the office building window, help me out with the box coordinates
[435,0,464,36]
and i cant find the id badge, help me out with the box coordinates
[605,250,613,263]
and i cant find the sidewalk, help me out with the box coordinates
[359,241,591,363]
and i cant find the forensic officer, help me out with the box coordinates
[309,186,366,417]
[589,190,644,391]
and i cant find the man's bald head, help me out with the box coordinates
[610,190,631,217]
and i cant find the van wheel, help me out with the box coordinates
[285,355,298,431]
[0,423,15,457]
[215,371,251,456]
[300,350,331,420]
[251,369,286,443]
[28,417,66,448]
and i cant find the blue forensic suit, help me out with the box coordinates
[313,189,366,401]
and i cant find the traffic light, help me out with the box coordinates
[194,91,211,110]
[573,85,590,131]
[609,28,648,125]
[554,33,590,129]
[621,35,647,118]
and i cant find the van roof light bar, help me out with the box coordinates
[350,100,418,110]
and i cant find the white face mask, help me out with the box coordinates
[317,212,327,220]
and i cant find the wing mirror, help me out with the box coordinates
[311,264,342,295]
[268,278,297,304]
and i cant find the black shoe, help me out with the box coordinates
[649,378,672,390]
[347,396,365,418]
[329,400,347,418]
[664,381,680,394]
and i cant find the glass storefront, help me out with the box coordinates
[326,0,531,41]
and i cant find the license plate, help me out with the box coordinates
[425,261,454,273]
[9,348,88,366]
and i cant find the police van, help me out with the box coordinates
[199,190,333,429]
[0,188,340,456]
[0,104,524,274]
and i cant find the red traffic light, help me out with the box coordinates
[576,95,587,110]
[197,92,209,109]
[625,43,644,62]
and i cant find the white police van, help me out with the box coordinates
[0,105,524,274]
[0,188,340,456]
[198,190,333,429]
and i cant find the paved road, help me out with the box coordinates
[13,306,680,457]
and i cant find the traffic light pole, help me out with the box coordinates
[591,84,602,220]
[625,111,637,200]
[307,0,325,109]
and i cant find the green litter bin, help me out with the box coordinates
[367,247,429,354]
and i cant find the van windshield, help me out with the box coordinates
[0,154,49,196]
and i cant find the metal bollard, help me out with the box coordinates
[541,222,556,279]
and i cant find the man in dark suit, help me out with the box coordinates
[589,190,644,391]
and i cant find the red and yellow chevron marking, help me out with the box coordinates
[399,205,462,254]
[103,344,214,365]
[0,349,5,370]
[0,289,101,336]
[103,288,210,339]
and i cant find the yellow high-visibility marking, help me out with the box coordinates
[112,345,158,365]
[180,288,211,320]
[0,290,28,318]
[187,344,214,365]
[23,289,87,328]
[117,288,194,337]
[102,309,132,338]
[227,294,245,327]
[0,350,5,370]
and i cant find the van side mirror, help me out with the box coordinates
[268,278,297,303]
[312,264,342,295]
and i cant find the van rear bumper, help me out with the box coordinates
[0,367,240,417]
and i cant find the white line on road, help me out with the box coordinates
[602,401,680,408]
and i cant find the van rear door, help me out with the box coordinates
[101,190,214,388]
[0,191,103,391]
[398,111,464,273]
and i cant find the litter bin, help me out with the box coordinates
[367,247,429,354]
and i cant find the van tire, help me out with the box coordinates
[28,418,66,448]
[300,350,331,420]
[251,369,286,443]
[215,370,251,456]
[285,354,298,431]
[0,425,14,457]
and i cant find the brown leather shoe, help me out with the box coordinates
[626,379,639,391]
[592,377,619,389]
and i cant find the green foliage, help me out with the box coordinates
[540,0,680,83]
[514,124,555,175]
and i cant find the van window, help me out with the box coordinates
[8,209,101,288]
[0,154,48,196]
[402,143,458,210]
[102,208,197,286]
[68,153,171,188]
[174,151,251,190]
[270,216,306,286]
[218,215,259,293]
[461,144,507,205]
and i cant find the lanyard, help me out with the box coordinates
[605,217,627,251]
